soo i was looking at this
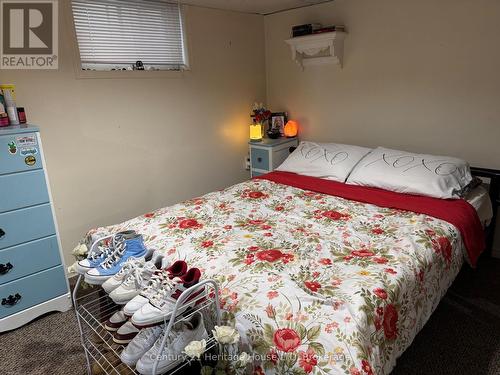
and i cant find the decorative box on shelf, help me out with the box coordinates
[0,124,71,332]
[285,31,346,69]
[249,137,298,178]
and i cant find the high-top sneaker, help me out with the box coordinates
[131,268,203,328]
[110,255,165,304]
[75,230,136,275]
[123,260,187,317]
[85,235,148,285]
[135,312,208,375]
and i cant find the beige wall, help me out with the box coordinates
[264,0,500,256]
[265,0,500,168]
[1,2,266,266]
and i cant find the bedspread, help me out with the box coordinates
[88,178,468,375]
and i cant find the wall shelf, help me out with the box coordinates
[285,31,346,69]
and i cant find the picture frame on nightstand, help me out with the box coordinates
[270,112,288,136]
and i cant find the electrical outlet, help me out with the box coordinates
[244,155,251,170]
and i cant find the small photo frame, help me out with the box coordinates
[270,112,288,136]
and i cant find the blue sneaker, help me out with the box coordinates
[85,235,148,285]
[75,230,136,275]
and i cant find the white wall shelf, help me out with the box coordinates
[285,31,346,69]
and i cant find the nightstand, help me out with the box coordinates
[249,137,299,177]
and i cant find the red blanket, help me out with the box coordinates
[258,171,485,267]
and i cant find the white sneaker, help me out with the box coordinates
[131,268,203,328]
[102,257,145,294]
[104,309,128,332]
[120,326,163,367]
[110,256,164,304]
[135,312,208,375]
[113,321,140,345]
[123,260,188,317]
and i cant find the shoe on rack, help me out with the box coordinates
[135,312,208,375]
[102,257,146,294]
[131,268,203,328]
[123,260,188,317]
[85,235,148,285]
[75,230,136,275]
[120,325,163,367]
[113,321,140,345]
[104,309,128,332]
[110,255,165,305]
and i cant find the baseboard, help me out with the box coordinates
[0,293,72,332]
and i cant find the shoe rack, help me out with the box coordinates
[72,275,222,375]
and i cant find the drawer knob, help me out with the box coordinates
[0,228,4,239]
[257,157,262,162]
[0,262,13,275]
[2,293,21,307]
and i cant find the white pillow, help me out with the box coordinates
[276,141,372,182]
[346,147,473,199]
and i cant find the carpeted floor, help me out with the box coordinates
[1,258,499,375]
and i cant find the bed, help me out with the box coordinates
[84,166,498,375]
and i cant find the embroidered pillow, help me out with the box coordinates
[346,147,473,199]
[276,141,372,182]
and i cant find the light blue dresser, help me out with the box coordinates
[0,125,71,332]
[249,137,299,177]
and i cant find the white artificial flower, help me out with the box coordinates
[72,243,88,256]
[67,262,77,275]
[237,352,252,367]
[212,325,240,345]
[183,339,207,359]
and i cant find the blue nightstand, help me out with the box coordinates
[249,137,299,177]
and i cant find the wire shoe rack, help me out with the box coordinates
[73,275,222,375]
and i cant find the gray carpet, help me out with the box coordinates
[1,258,499,375]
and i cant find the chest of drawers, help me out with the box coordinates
[0,125,71,332]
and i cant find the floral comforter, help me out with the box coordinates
[88,177,465,375]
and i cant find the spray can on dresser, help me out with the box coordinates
[2,89,19,125]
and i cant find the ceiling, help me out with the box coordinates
[180,0,333,15]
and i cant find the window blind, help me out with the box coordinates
[72,0,187,70]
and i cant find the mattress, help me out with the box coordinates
[465,185,493,226]
[87,177,481,375]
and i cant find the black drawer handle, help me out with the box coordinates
[0,262,13,275]
[0,228,5,239]
[2,293,21,307]
[257,157,262,163]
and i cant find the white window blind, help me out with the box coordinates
[72,0,187,71]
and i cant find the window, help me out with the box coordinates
[72,0,188,71]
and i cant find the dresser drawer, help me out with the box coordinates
[0,236,61,285]
[0,204,55,250]
[0,170,49,213]
[0,133,41,175]
[251,148,270,171]
[0,265,67,319]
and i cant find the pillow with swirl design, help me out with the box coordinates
[346,147,472,199]
[276,141,372,182]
